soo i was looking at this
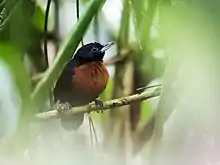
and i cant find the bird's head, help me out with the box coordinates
[74,42,114,61]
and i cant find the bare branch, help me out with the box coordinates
[33,86,161,122]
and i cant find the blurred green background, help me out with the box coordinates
[0,0,220,165]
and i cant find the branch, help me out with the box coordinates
[33,86,161,121]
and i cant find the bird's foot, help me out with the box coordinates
[94,99,104,114]
[55,101,71,116]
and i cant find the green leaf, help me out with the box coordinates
[117,0,130,47]
[0,0,35,53]
[130,0,146,28]
[0,43,32,141]
[131,0,161,49]
[138,101,153,129]
[32,5,45,31]
[92,77,114,122]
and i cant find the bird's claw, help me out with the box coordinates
[55,101,71,116]
[94,99,104,114]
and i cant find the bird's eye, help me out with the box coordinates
[92,47,99,52]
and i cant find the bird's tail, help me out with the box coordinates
[60,113,84,131]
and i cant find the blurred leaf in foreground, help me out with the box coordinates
[0,59,20,140]
[0,44,32,144]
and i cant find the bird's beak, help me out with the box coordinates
[100,42,114,53]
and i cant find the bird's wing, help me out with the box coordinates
[53,58,79,102]
[53,58,84,130]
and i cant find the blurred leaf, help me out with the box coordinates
[0,59,20,139]
[149,37,164,50]
[92,77,114,122]
[140,0,160,47]
[32,4,45,31]
[105,0,133,158]
[0,44,32,114]
[0,0,17,29]
[0,0,35,53]
[130,0,146,29]
[130,0,161,48]
[138,101,153,129]
[162,0,171,5]
[32,0,107,108]
[102,77,114,101]
[117,0,130,47]
[0,0,48,74]
[0,43,32,142]
[130,0,162,82]
[81,0,92,4]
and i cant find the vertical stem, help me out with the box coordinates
[44,0,52,67]
[76,0,84,46]
[105,0,132,164]
[93,13,99,41]
[54,0,60,53]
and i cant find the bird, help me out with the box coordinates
[53,41,114,131]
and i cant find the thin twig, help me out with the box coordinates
[136,84,162,92]
[76,0,84,46]
[88,114,94,146]
[33,86,161,121]
[88,115,99,145]
[44,0,52,66]
[43,0,53,106]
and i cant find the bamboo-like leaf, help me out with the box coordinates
[129,0,146,31]
[0,44,32,115]
[140,0,161,48]
[0,44,32,145]
[129,0,162,154]
[131,0,161,49]
[106,0,132,160]
[118,0,130,47]
[31,0,106,107]
[0,0,16,29]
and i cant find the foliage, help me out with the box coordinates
[1,0,220,164]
